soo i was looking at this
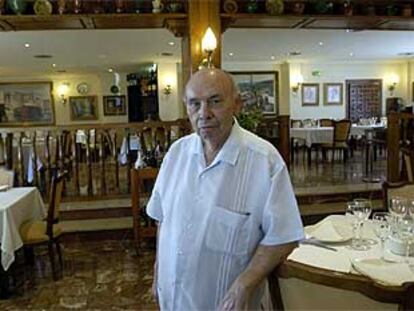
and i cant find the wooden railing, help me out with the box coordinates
[387,112,414,182]
[0,116,290,200]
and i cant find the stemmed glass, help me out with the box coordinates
[349,199,372,251]
[396,218,414,264]
[372,212,391,261]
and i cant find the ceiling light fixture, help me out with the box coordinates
[349,52,354,57]
[108,68,114,73]
[318,41,324,46]
[24,43,30,48]
[52,63,56,68]
[168,41,175,46]
[228,52,234,57]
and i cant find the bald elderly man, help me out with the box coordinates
[147,68,304,310]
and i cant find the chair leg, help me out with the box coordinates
[55,239,63,272]
[48,240,57,281]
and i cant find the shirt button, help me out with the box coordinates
[178,250,183,255]
[186,224,192,230]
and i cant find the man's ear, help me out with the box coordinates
[233,95,242,114]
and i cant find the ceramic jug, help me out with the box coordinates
[6,0,27,14]
[265,0,284,15]
[152,0,163,13]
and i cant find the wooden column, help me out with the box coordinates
[387,112,400,182]
[181,0,221,84]
[278,115,291,169]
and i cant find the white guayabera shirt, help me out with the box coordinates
[147,122,304,311]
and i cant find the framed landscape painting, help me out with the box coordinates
[103,95,126,116]
[323,83,343,106]
[302,83,319,106]
[0,82,55,126]
[69,96,98,121]
[230,71,278,115]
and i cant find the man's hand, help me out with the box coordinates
[218,278,253,311]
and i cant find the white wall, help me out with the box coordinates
[290,61,409,120]
[157,62,182,121]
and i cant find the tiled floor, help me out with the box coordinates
[0,240,157,310]
[0,147,388,309]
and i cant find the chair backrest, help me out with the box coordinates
[333,119,351,143]
[302,119,314,128]
[291,119,302,128]
[47,172,65,237]
[402,147,414,183]
[319,118,334,127]
[131,167,159,220]
[0,169,14,187]
[382,181,414,210]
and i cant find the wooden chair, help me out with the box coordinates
[401,147,414,183]
[19,172,65,281]
[382,181,414,210]
[131,167,159,255]
[319,118,334,127]
[320,119,351,163]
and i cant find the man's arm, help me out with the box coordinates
[218,242,297,311]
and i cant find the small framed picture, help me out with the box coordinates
[301,83,319,106]
[323,83,343,106]
[103,95,126,116]
[69,96,98,121]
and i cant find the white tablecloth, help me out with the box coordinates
[289,215,414,286]
[351,124,386,137]
[0,187,46,270]
[290,127,333,147]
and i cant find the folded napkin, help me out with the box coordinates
[306,218,352,242]
[351,258,414,286]
[0,185,8,192]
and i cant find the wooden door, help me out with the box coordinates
[346,79,382,123]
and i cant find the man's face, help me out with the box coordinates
[185,71,240,146]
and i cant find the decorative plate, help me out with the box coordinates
[110,85,120,94]
[76,82,90,95]
[34,0,52,15]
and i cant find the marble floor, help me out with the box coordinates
[0,240,157,310]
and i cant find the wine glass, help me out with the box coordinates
[372,212,391,261]
[355,198,374,245]
[389,196,407,220]
[349,199,372,251]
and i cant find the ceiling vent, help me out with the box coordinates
[161,52,173,57]
[34,54,53,59]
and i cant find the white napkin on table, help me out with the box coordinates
[306,217,352,242]
[351,258,414,286]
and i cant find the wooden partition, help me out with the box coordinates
[387,112,414,182]
[0,116,290,200]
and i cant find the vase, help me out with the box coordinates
[6,0,28,14]
[265,0,284,15]
[290,1,305,14]
[246,0,258,13]
[313,0,333,14]
[72,0,81,14]
[115,0,123,13]
[342,0,352,16]
[57,0,65,14]
[401,4,412,17]
[0,0,4,14]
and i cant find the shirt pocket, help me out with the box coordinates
[205,205,250,256]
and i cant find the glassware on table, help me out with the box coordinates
[372,212,391,261]
[349,198,372,251]
[389,196,407,220]
[396,218,414,264]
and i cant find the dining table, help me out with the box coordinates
[269,215,414,310]
[0,187,46,271]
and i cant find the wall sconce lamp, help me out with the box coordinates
[200,27,217,69]
[291,74,303,95]
[57,83,69,105]
[386,74,399,96]
[163,84,172,95]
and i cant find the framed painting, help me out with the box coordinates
[69,96,98,121]
[230,71,278,115]
[323,83,343,106]
[103,95,126,116]
[302,83,319,106]
[0,82,55,126]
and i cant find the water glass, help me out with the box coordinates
[396,218,414,264]
[372,212,391,260]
